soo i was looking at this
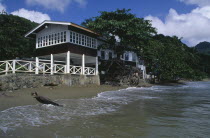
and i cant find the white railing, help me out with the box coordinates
[84,67,96,75]
[0,60,96,75]
[54,64,66,74]
[70,65,82,74]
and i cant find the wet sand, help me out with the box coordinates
[0,85,124,111]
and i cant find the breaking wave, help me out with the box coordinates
[0,88,158,134]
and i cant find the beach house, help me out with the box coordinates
[24,20,100,76]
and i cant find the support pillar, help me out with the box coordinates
[35,57,39,74]
[82,54,85,75]
[66,51,70,74]
[95,56,98,75]
[5,62,8,75]
[51,54,54,75]
[12,60,16,74]
[29,62,32,72]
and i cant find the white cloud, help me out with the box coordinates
[179,0,210,7]
[145,6,210,46]
[0,3,6,12]
[11,8,51,23]
[26,0,87,12]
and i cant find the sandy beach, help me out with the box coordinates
[0,85,124,111]
[1,78,208,111]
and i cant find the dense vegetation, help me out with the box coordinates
[82,9,156,57]
[195,41,210,56]
[0,13,38,60]
[83,9,210,82]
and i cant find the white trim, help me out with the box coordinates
[69,30,97,49]
[96,56,98,75]
[12,60,16,74]
[25,20,71,38]
[36,41,67,49]
[82,54,85,75]
[66,51,70,74]
[0,59,96,76]
[51,54,54,75]
[35,57,39,74]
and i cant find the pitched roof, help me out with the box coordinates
[25,20,99,38]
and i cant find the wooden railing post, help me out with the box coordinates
[95,56,98,75]
[64,65,67,74]
[29,62,32,72]
[51,54,54,75]
[5,61,8,75]
[12,60,16,74]
[35,57,39,74]
[73,66,75,74]
[82,54,85,75]
[66,51,70,74]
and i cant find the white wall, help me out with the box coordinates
[121,51,137,62]
[37,24,68,37]
[98,49,115,60]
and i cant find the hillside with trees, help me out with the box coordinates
[83,9,210,83]
[0,13,38,60]
[195,41,210,55]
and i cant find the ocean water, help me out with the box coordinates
[0,81,210,137]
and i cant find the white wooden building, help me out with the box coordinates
[25,20,100,75]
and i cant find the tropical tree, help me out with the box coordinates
[0,14,38,60]
[143,34,205,81]
[82,9,157,83]
[82,9,156,57]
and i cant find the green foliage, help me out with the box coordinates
[143,34,208,81]
[197,53,210,77]
[0,14,38,60]
[82,9,156,56]
[195,41,210,55]
[83,8,209,82]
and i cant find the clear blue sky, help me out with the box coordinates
[1,0,210,46]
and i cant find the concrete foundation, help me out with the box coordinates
[0,74,100,91]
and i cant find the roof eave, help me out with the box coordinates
[25,20,71,38]
[25,20,100,38]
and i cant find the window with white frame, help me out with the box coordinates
[79,34,82,45]
[69,30,97,49]
[46,36,48,46]
[57,33,60,43]
[37,31,67,48]
[61,32,63,42]
[82,35,85,46]
[63,31,66,42]
[43,36,45,47]
[49,35,51,45]
[51,34,54,45]
[40,37,42,47]
[38,38,41,48]
[54,34,57,44]
[125,53,129,61]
